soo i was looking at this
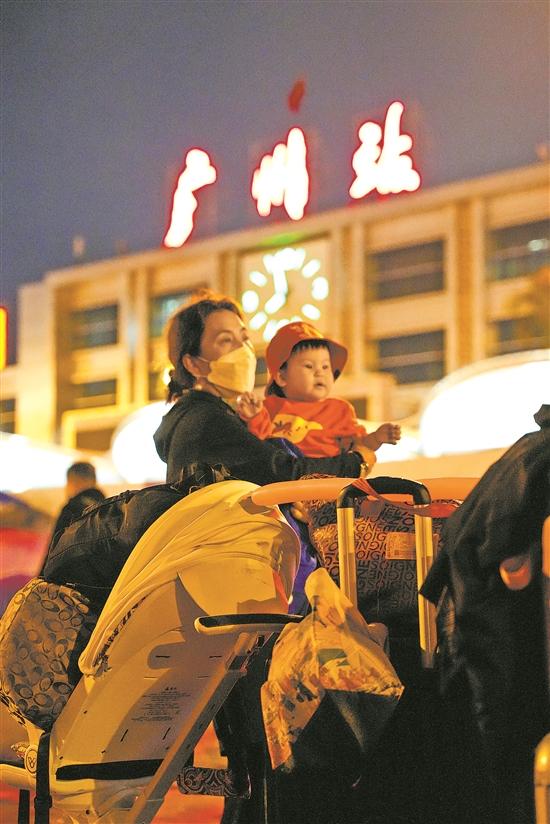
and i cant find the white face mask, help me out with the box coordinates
[198,341,257,396]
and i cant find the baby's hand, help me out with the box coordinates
[236,392,263,420]
[375,422,401,445]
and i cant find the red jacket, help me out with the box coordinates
[246,396,366,457]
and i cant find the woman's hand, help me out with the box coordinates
[236,392,263,420]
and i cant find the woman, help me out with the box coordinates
[153,290,366,484]
[153,290,366,824]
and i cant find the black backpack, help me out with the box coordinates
[42,463,231,606]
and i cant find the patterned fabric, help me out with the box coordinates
[261,568,403,772]
[304,493,458,627]
[0,578,98,730]
[177,766,251,798]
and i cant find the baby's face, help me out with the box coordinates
[277,346,335,402]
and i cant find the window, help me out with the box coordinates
[149,291,191,339]
[0,398,15,433]
[70,305,118,349]
[487,219,550,281]
[368,240,445,300]
[73,379,117,408]
[489,316,550,356]
[376,330,445,384]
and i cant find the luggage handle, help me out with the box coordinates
[337,477,438,669]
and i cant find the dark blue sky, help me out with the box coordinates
[2,0,549,360]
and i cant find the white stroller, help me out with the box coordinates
[0,479,301,823]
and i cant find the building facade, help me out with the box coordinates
[1,161,548,453]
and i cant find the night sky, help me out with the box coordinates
[2,0,549,360]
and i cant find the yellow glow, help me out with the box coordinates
[242,290,260,313]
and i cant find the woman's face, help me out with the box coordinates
[198,308,250,362]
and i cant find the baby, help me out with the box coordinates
[237,321,401,459]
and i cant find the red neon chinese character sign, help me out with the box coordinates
[349,101,421,199]
[164,149,217,248]
[251,127,309,221]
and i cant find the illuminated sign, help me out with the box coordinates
[164,149,217,248]
[164,102,420,248]
[350,101,421,198]
[240,241,330,342]
[251,127,309,221]
[0,307,6,370]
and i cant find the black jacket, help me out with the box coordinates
[153,389,363,485]
[421,405,550,823]
[50,487,106,546]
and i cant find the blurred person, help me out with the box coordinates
[49,461,105,543]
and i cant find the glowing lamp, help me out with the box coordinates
[420,350,550,456]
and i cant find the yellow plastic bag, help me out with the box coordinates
[261,567,403,776]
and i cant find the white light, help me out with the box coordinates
[263,320,280,342]
[249,311,267,330]
[242,290,260,313]
[301,303,321,320]
[0,433,121,493]
[264,292,287,315]
[111,402,170,483]
[249,270,268,287]
[311,276,329,300]
[302,259,321,278]
[527,238,549,252]
[420,351,550,456]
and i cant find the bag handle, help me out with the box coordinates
[350,477,457,518]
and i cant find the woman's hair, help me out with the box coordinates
[165,289,243,400]
[266,340,338,396]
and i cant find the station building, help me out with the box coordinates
[1,161,548,458]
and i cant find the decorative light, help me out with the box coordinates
[311,276,329,300]
[301,303,321,320]
[249,270,268,287]
[241,245,329,335]
[302,259,321,278]
[242,290,260,313]
[250,311,268,330]
[164,149,217,248]
[251,128,309,221]
[350,101,421,199]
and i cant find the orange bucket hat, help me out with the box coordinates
[265,321,348,383]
